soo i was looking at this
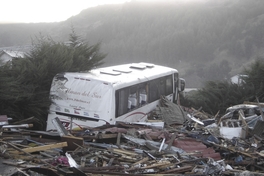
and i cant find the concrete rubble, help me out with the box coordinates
[1,98,264,175]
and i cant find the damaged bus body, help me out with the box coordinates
[46,62,185,131]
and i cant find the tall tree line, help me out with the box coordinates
[0,0,264,87]
[0,31,105,129]
[182,58,264,115]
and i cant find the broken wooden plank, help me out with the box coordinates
[160,165,193,174]
[209,141,257,158]
[61,135,83,151]
[109,148,139,156]
[140,160,171,169]
[11,142,67,154]
[132,157,149,166]
[5,141,56,169]
[6,141,36,157]
[116,132,121,147]
[81,166,124,172]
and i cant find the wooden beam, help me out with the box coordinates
[12,142,67,154]
[109,148,138,156]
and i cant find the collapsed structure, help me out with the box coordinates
[1,98,264,175]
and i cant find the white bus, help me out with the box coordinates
[46,62,185,131]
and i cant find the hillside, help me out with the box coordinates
[0,0,264,88]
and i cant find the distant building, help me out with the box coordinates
[0,50,25,66]
[230,74,248,85]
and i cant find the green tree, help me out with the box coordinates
[0,31,106,130]
[183,81,253,115]
[182,59,264,116]
[242,58,264,101]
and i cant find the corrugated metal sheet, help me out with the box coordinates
[173,137,222,161]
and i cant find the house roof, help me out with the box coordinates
[0,50,25,58]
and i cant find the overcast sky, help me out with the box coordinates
[0,0,202,24]
[0,0,130,23]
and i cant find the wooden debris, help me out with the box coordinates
[2,102,264,175]
[10,142,67,154]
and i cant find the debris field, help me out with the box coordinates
[1,98,264,176]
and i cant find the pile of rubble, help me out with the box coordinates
[1,98,264,175]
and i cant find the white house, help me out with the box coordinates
[0,50,25,66]
[230,74,248,85]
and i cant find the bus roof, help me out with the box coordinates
[60,62,178,88]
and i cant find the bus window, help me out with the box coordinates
[139,83,147,106]
[129,86,138,110]
[165,75,173,95]
[116,75,175,118]
[159,78,166,96]
[116,88,129,117]
[149,79,159,102]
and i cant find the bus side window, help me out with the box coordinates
[149,79,159,102]
[159,78,166,96]
[165,75,173,95]
[129,86,138,110]
[116,88,129,117]
[139,84,147,106]
[129,93,137,109]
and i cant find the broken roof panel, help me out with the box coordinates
[173,137,222,161]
